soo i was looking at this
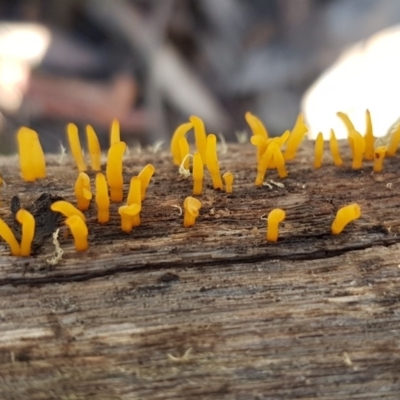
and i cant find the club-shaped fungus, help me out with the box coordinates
[373,146,387,173]
[349,130,365,170]
[245,112,269,162]
[179,136,190,169]
[67,123,87,172]
[314,132,324,169]
[0,219,20,256]
[266,208,286,242]
[190,116,207,163]
[223,172,234,193]
[17,127,46,182]
[138,164,155,200]
[329,130,343,166]
[95,172,110,223]
[170,122,193,165]
[16,209,35,256]
[255,142,275,186]
[106,141,127,202]
[110,118,121,146]
[183,196,202,228]
[192,152,204,195]
[74,172,92,211]
[65,215,89,251]
[51,200,86,221]
[271,143,288,178]
[364,110,375,160]
[331,203,361,235]
[284,113,308,160]
[386,123,400,157]
[118,204,141,233]
[127,176,142,227]
[86,125,101,171]
[206,134,223,189]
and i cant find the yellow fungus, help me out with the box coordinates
[16,209,35,257]
[206,134,223,189]
[364,110,374,160]
[86,125,101,171]
[118,204,141,233]
[179,136,190,169]
[51,200,86,221]
[106,141,126,202]
[331,203,361,235]
[170,122,193,165]
[65,215,89,251]
[190,116,207,163]
[74,172,92,211]
[336,112,358,160]
[0,218,20,256]
[255,141,275,186]
[183,196,202,228]
[95,172,110,223]
[271,143,288,178]
[266,208,286,242]
[67,123,87,172]
[110,118,121,146]
[329,129,343,166]
[373,146,387,173]
[314,132,324,169]
[245,112,269,162]
[192,152,204,195]
[127,176,142,227]
[138,164,155,200]
[284,113,308,160]
[349,130,365,170]
[386,123,400,157]
[222,172,234,193]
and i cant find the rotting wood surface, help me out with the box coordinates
[0,142,399,399]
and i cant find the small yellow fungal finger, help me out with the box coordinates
[349,130,365,170]
[127,176,142,227]
[314,132,324,169]
[183,196,202,228]
[373,146,387,173]
[16,209,35,257]
[271,143,288,178]
[86,125,101,171]
[331,203,361,235]
[170,122,193,165]
[190,116,207,163]
[17,127,41,182]
[329,129,343,166]
[192,152,204,195]
[245,112,269,162]
[110,118,121,146]
[255,142,275,186]
[65,215,89,251]
[0,218,20,256]
[266,209,286,242]
[51,200,86,221]
[118,204,141,233]
[106,141,127,202]
[222,172,234,193]
[31,130,46,179]
[95,173,110,223]
[138,164,155,201]
[179,137,190,169]
[284,113,308,160]
[74,172,92,211]
[67,123,87,172]
[206,134,223,190]
[364,110,375,160]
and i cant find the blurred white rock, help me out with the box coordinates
[302,25,400,140]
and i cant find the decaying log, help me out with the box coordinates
[0,142,399,399]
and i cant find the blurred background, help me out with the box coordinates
[1,0,400,153]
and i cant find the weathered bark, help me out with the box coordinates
[0,143,399,399]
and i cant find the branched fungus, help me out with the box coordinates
[183,196,202,228]
[331,203,361,235]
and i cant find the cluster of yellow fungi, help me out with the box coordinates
[0,107,394,257]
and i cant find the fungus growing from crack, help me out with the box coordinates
[0,219,20,256]
[106,141,126,202]
[373,146,387,173]
[183,196,202,228]
[65,215,89,251]
[67,123,87,172]
[86,125,101,171]
[74,172,92,211]
[266,208,286,242]
[329,129,343,167]
[192,152,203,195]
[51,200,86,221]
[206,134,223,189]
[16,209,35,257]
[95,172,110,223]
[222,172,234,193]
[314,132,324,169]
[138,164,155,201]
[331,203,361,235]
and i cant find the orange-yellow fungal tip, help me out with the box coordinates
[17,127,46,182]
[51,200,86,222]
[65,215,89,251]
[284,113,308,161]
[349,130,365,170]
[183,196,202,228]
[329,129,343,166]
[190,116,207,163]
[138,164,155,201]
[386,123,400,157]
[206,134,223,190]
[106,141,126,202]
[266,208,286,242]
[86,125,101,171]
[16,209,35,257]
[373,146,387,173]
[0,218,20,256]
[364,110,375,160]
[127,176,142,227]
[95,173,110,223]
[74,172,92,211]
[192,152,204,195]
[118,204,141,233]
[331,203,361,235]
[179,136,190,169]
[314,132,324,169]
[222,172,234,193]
[170,122,193,165]
[110,118,121,146]
[67,123,87,172]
